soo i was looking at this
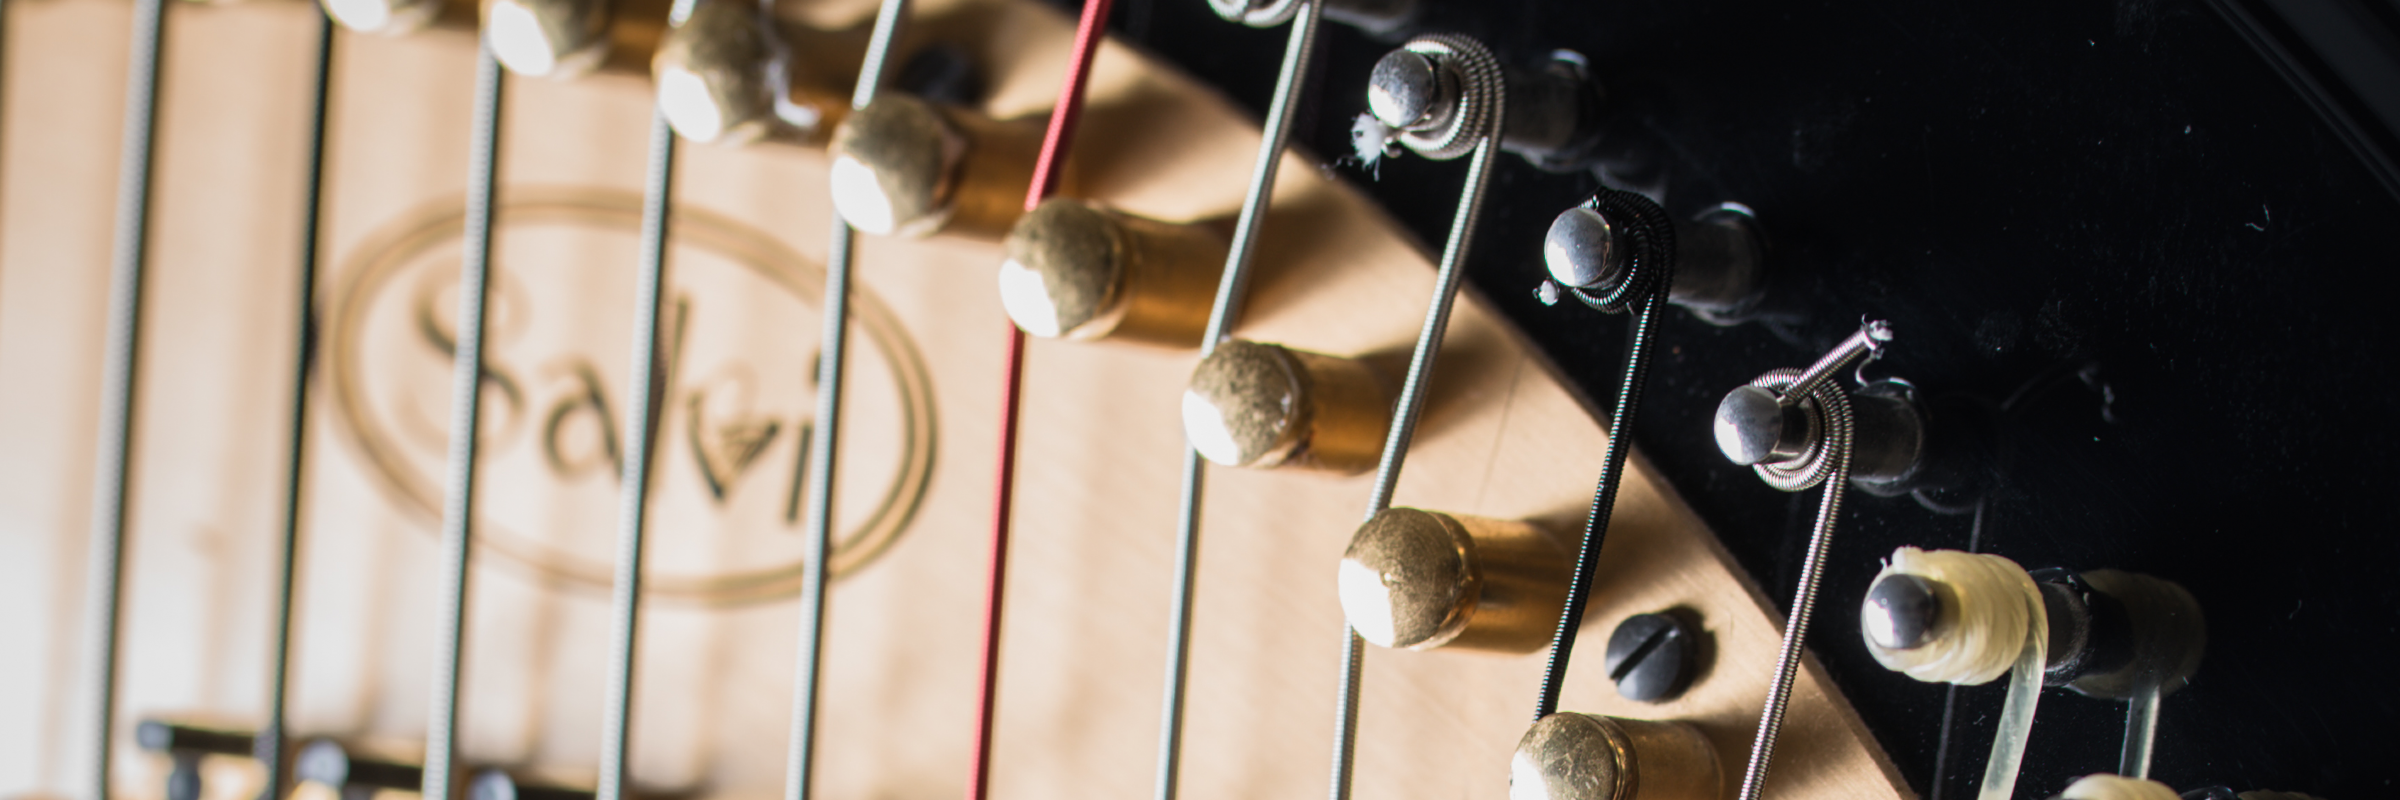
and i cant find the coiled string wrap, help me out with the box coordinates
[1562,189,1674,314]
[1529,187,1676,721]
[1746,367,1853,492]
[1385,34,1502,161]
[1733,369,1856,800]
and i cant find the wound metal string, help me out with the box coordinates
[423,44,506,800]
[597,19,692,793]
[81,0,168,792]
[784,1,909,798]
[1153,5,1322,800]
[1329,79,1507,800]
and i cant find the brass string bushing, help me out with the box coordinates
[485,0,674,78]
[1510,713,1721,800]
[1181,340,1392,474]
[999,198,1228,345]
[653,0,852,144]
[322,0,470,36]
[829,94,1049,239]
[1338,507,1569,653]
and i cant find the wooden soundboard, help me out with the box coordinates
[0,0,1911,797]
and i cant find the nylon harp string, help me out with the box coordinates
[1326,42,1506,800]
[964,2,1114,798]
[80,0,169,792]
[257,12,340,800]
[784,0,911,797]
[423,43,507,800]
[1153,4,1323,800]
[596,0,703,795]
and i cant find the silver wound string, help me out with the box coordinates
[784,2,909,799]
[423,44,506,800]
[598,25,691,794]
[81,0,168,792]
[1153,5,1322,800]
[1328,88,1507,800]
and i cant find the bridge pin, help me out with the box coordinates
[1510,712,1722,800]
[1338,507,1568,653]
[1181,340,1391,474]
[135,720,257,800]
[468,769,599,800]
[828,94,1050,239]
[295,739,427,800]
[999,199,1226,345]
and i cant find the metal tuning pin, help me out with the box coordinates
[1207,0,1415,36]
[294,739,427,800]
[2032,568,2205,778]
[135,720,257,800]
[484,0,667,78]
[1509,713,1722,800]
[1857,547,2050,800]
[1546,200,1766,324]
[828,94,1051,238]
[468,769,600,800]
[1180,339,1392,474]
[998,199,1228,344]
[1337,508,1568,653]
[1714,320,1891,800]
[1364,39,1603,170]
[1712,321,1930,492]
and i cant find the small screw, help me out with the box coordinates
[1603,612,1700,703]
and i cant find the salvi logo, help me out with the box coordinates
[327,189,935,604]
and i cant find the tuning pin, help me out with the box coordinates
[1337,507,1567,653]
[1545,200,1766,324]
[1709,321,1976,497]
[1509,713,1721,800]
[1864,556,2205,692]
[136,720,257,800]
[295,739,426,800]
[1180,340,1391,474]
[1363,39,1603,169]
[467,769,598,800]
[1206,0,1417,35]
[998,199,1227,344]
[828,94,1051,238]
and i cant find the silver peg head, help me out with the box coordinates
[1863,573,1945,650]
[1714,385,1794,465]
[1368,50,1445,129]
[1543,206,1624,290]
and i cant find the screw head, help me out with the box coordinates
[1602,612,1698,702]
[1862,573,1945,651]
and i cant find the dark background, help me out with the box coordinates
[1090,0,2400,797]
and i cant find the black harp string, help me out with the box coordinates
[81,0,168,792]
[785,0,909,798]
[1152,4,1322,800]
[596,0,697,789]
[423,44,506,800]
[258,12,339,800]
